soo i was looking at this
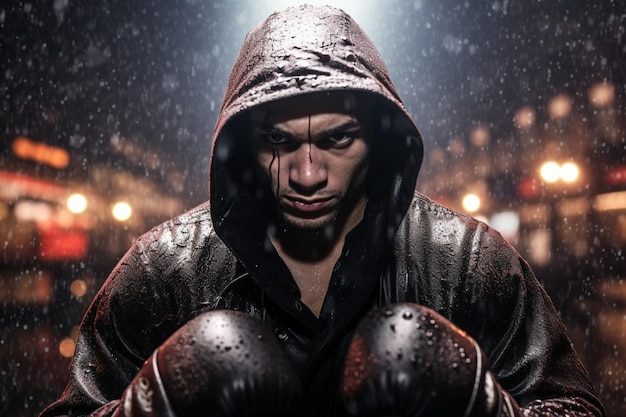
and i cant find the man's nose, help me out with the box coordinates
[289,144,327,192]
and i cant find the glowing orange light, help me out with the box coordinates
[59,338,76,358]
[12,136,70,169]
[70,279,88,297]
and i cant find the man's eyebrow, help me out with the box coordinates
[255,125,288,136]
[318,120,362,138]
[256,120,362,138]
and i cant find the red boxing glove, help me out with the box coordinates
[117,310,303,417]
[340,303,521,417]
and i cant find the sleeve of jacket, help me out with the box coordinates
[456,220,606,417]
[399,196,605,417]
[39,230,194,417]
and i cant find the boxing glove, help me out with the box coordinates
[117,309,303,417]
[340,302,521,417]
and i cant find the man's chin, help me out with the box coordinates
[281,213,336,233]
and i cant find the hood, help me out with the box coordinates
[208,4,424,330]
[210,3,423,228]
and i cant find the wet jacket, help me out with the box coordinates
[41,5,605,417]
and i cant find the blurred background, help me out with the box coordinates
[1,0,624,415]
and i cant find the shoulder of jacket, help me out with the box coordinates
[123,201,238,281]
[405,192,478,228]
[410,192,467,218]
[134,201,216,249]
[103,201,240,310]
[401,192,513,255]
[397,193,527,310]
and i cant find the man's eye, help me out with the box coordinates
[263,132,290,145]
[321,133,355,148]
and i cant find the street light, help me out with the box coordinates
[112,201,132,222]
[535,159,585,269]
[462,193,481,213]
[67,193,88,214]
[560,162,580,183]
[540,161,561,183]
[539,161,580,184]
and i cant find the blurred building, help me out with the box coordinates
[418,80,626,416]
[0,133,186,416]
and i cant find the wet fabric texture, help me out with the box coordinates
[41,5,604,417]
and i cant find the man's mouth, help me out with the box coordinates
[284,197,333,214]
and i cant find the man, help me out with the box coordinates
[41,5,605,417]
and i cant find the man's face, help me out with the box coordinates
[252,93,371,233]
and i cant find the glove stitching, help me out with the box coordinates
[462,339,483,417]
[152,350,178,417]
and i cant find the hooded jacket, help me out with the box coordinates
[41,5,604,417]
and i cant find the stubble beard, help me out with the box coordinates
[278,209,337,237]
[272,183,367,245]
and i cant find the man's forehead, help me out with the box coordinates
[250,91,364,124]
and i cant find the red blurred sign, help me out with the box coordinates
[38,226,88,261]
[604,166,626,186]
[0,170,66,201]
[518,176,541,199]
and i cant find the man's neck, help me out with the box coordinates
[271,226,339,262]
[270,195,367,262]
[268,197,367,317]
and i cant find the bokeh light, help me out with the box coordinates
[462,193,481,213]
[112,201,132,221]
[67,193,88,214]
[59,338,76,358]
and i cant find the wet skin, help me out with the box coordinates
[252,93,371,236]
[251,93,372,316]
